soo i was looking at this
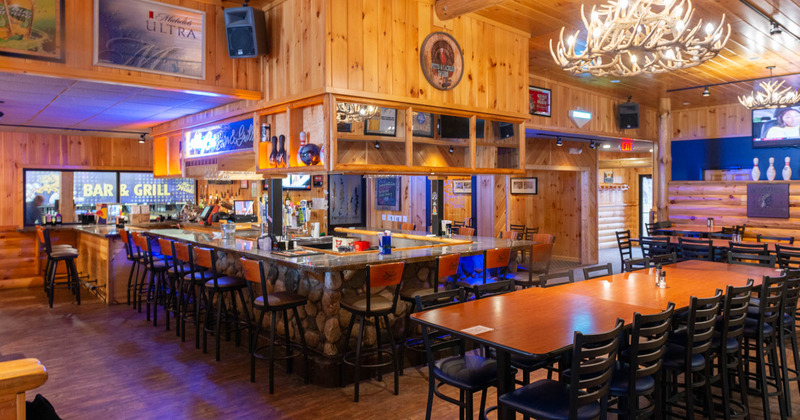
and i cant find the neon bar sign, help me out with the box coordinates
[185,118,254,158]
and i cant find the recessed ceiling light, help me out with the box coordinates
[682,102,691,105]
[649,148,653,152]
[602,144,611,149]
[610,80,621,83]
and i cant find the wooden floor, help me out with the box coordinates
[2,287,799,419]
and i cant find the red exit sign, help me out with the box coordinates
[619,140,633,152]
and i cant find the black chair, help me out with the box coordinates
[623,257,650,273]
[416,289,498,420]
[135,233,170,326]
[616,230,633,266]
[241,257,309,394]
[662,290,722,419]
[777,274,800,417]
[727,250,776,267]
[473,279,515,299]
[678,237,713,261]
[173,241,207,349]
[454,248,511,296]
[400,253,459,304]
[728,241,768,255]
[509,224,526,234]
[539,270,575,288]
[525,226,539,235]
[645,223,657,236]
[776,244,800,270]
[609,303,674,419]
[640,236,671,259]
[582,263,613,280]
[118,229,140,307]
[38,227,80,308]
[757,234,795,245]
[711,280,753,420]
[497,320,624,420]
[651,252,678,266]
[743,274,788,420]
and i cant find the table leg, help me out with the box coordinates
[496,349,513,420]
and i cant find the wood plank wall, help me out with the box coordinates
[365,176,427,231]
[326,0,530,117]
[0,0,261,98]
[527,75,659,141]
[444,178,472,226]
[598,166,652,249]
[672,103,749,141]
[669,181,800,239]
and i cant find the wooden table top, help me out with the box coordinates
[632,236,778,252]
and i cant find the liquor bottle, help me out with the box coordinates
[767,157,776,181]
[0,3,11,40]
[751,157,760,181]
[45,213,52,225]
[7,0,34,39]
[55,213,62,225]
[782,156,792,180]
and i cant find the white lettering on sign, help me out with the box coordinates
[82,184,115,197]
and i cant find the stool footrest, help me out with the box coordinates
[342,348,396,369]
[253,342,306,362]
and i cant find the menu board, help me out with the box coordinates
[73,171,118,205]
[25,171,61,205]
[120,172,196,205]
[374,176,401,211]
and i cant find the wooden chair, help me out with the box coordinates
[678,237,713,260]
[623,257,651,272]
[509,224,526,234]
[0,358,48,420]
[539,270,575,288]
[640,236,671,259]
[500,231,519,240]
[525,226,539,235]
[400,222,416,231]
[512,233,555,288]
[457,227,475,237]
[582,263,613,280]
[776,244,800,270]
[757,234,795,244]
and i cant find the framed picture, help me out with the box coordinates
[747,183,789,218]
[412,112,434,137]
[529,86,551,117]
[336,122,352,133]
[452,179,472,194]
[313,175,324,188]
[0,0,65,62]
[364,108,398,136]
[603,171,614,183]
[94,0,206,79]
[510,177,538,195]
[328,174,366,229]
[374,176,401,211]
[239,180,249,189]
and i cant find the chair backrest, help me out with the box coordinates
[623,257,651,272]
[540,270,575,288]
[193,247,215,270]
[684,291,723,358]
[400,222,416,231]
[157,238,174,258]
[640,236,671,258]
[782,276,800,331]
[485,248,511,270]
[118,229,135,261]
[776,244,800,270]
[582,263,612,280]
[727,250,776,267]
[437,253,460,279]
[757,234,795,245]
[509,224,526,233]
[415,289,467,365]
[528,241,555,275]
[644,223,657,236]
[525,226,539,235]
[567,319,624,418]
[173,242,192,265]
[35,226,52,255]
[473,279,515,299]
[451,221,465,229]
[240,257,269,305]
[530,233,554,244]
[616,230,632,263]
[678,237,713,260]
[753,274,787,338]
[651,252,678,265]
[364,261,405,313]
[458,227,474,237]
[500,231,519,240]
[623,303,674,407]
[718,280,753,351]
[728,241,768,255]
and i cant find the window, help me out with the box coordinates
[24,170,61,225]
[120,172,196,205]
[73,171,118,206]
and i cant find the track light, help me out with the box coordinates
[702,87,710,97]
[374,141,380,150]
[770,21,782,36]
[556,137,563,146]
[589,140,596,149]
[139,134,146,144]
[448,146,454,154]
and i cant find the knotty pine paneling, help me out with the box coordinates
[669,181,800,239]
[598,166,652,247]
[444,178,472,226]
[672,103,750,141]
[327,0,529,117]
[0,0,261,98]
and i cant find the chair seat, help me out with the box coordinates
[454,277,493,289]
[400,287,436,300]
[182,271,209,282]
[167,264,189,275]
[509,271,540,287]
[609,362,655,394]
[255,291,307,309]
[204,276,247,290]
[341,294,394,313]
[433,355,498,391]
[743,317,774,338]
[499,379,601,420]
[49,250,78,259]
[712,335,740,353]
[661,344,706,370]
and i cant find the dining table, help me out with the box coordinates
[410,260,781,420]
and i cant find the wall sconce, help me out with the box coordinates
[139,134,146,144]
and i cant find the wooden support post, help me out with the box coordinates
[434,0,504,20]
[656,97,671,223]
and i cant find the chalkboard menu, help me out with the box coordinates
[73,172,118,206]
[184,118,254,158]
[375,176,401,211]
[120,172,196,205]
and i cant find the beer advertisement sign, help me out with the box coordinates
[0,0,65,62]
[94,0,206,79]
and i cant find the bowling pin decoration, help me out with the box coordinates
[783,157,792,180]
[767,157,776,181]
[751,157,760,181]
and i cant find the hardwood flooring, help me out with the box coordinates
[1,287,799,419]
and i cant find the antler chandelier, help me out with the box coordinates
[738,66,800,109]
[550,0,731,77]
[336,102,379,123]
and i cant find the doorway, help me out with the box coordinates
[639,174,653,237]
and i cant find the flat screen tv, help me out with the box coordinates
[438,115,484,139]
[233,200,254,215]
[752,105,800,148]
[282,174,311,190]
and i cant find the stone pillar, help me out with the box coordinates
[656,97,671,223]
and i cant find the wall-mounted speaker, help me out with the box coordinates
[618,102,639,129]
[224,6,267,58]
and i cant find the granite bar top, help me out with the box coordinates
[145,228,533,274]
[18,222,179,238]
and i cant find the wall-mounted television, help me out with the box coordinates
[753,105,800,148]
[438,115,484,139]
[282,174,311,190]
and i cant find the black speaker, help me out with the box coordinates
[618,102,639,129]
[224,6,267,58]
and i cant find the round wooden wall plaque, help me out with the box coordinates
[420,32,464,91]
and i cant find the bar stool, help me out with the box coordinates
[135,233,169,326]
[341,261,405,402]
[194,247,250,361]
[240,257,309,394]
[130,232,151,313]
[711,281,753,420]
[38,227,80,308]
[455,248,511,296]
[158,238,184,334]
[35,226,75,292]
[118,229,141,306]
[173,241,206,348]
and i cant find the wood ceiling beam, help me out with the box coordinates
[435,0,505,20]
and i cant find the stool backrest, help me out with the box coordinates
[485,248,511,270]
[193,247,215,270]
[754,274,787,338]
[782,276,800,326]
[685,291,723,357]
[173,242,191,264]
[437,254,460,279]
[567,319,623,418]
[119,229,135,261]
[622,303,674,408]
[500,231,518,240]
[458,227,474,236]
[36,226,52,255]
[241,257,268,304]
[158,238,174,258]
[719,280,753,346]
[509,224,525,233]
[365,261,405,313]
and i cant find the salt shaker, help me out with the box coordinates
[655,264,663,287]
[658,269,667,288]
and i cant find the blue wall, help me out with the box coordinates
[672,137,800,181]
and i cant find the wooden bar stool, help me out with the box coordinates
[134,233,169,326]
[130,232,152,313]
[35,226,75,292]
[158,238,184,334]
[455,248,511,295]
[341,261,405,402]
[173,241,207,348]
[240,257,309,394]
[118,229,141,307]
[194,247,250,361]
[38,227,80,308]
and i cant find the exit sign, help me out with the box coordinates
[620,140,633,152]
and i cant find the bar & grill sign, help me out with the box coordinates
[93,0,205,79]
[185,118,254,158]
